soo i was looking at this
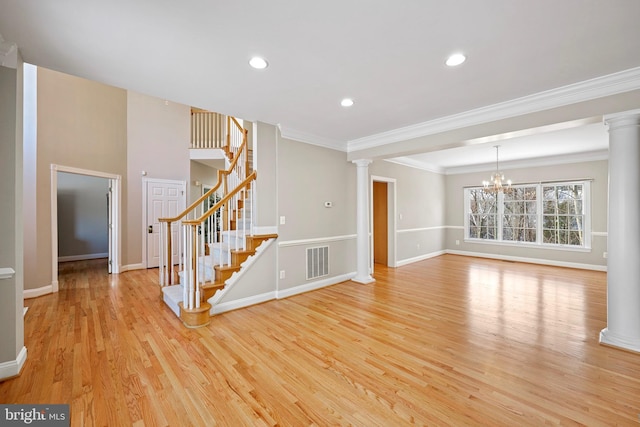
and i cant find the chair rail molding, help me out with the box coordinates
[0,267,15,280]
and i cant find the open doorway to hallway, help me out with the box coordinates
[51,164,121,293]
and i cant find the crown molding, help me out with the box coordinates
[383,157,444,174]
[348,67,640,152]
[278,125,348,152]
[444,149,608,175]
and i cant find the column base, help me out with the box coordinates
[352,275,375,285]
[599,328,640,353]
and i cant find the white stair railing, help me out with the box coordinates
[181,172,256,311]
[191,109,226,149]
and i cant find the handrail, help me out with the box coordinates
[184,171,257,225]
[225,133,247,178]
[159,170,224,223]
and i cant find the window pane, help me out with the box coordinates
[543,229,557,244]
[543,201,556,213]
[567,200,583,215]
[525,201,536,214]
[543,215,556,229]
[568,230,583,246]
[569,215,583,230]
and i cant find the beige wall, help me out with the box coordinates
[126,92,190,267]
[30,68,127,291]
[189,161,219,205]
[26,69,192,289]
[369,160,447,264]
[254,122,278,230]
[276,137,357,291]
[445,159,608,267]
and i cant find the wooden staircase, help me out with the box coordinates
[159,114,276,328]
[201,233,277,300]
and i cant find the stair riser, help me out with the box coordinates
[215,266,240,282]
[231,251,253,265]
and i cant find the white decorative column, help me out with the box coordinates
[600,109,640,353]
[352,159,375,284]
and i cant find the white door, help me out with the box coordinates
[146,180,185,268]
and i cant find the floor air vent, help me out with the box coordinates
[306,246,329,280]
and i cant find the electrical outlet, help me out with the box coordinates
[279,270,285,279]
[417,243,420,250]
[456,240,460,245]
[280,216,286,225]
[603,252,608,259]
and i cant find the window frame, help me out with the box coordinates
[464,180,591,250]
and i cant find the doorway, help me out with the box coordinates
[373,181,388,265]
[57,172,109,263]
[51,165,121,292]
[371,176,397,269]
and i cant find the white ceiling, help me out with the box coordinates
[1,0,639,170]
[392,121,610,174]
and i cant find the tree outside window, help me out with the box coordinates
[542,184,584,246]
[468,189,497,240]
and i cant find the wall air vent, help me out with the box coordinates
[306,246,329,280]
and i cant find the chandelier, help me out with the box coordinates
[483,145,512,193]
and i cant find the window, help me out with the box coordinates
[502,186,537,243]
[542,184,585,246]
[468,190,497,240]
[465,181,590,249]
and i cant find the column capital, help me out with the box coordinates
[352,159,373,168]
[604,109,640,129]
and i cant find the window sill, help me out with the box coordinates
[463,239,591,253]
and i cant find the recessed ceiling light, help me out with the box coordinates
[249,56,268,69]
[445,53,466,67]
[341,98,354,107]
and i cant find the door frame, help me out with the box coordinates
[141,178,186,268]
[51,164,121,292]
[370,175,397,269]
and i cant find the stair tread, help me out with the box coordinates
[202,282,225,290]
[215,264,241,272]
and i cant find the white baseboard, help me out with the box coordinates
[211,273,358,314]
[600,328,640,353]
[58,253,108,262]
[0,346,27,381]
[120,263,144,273]
[445,249,607,271]
[276,272,356,299]
[396,250,446,267]
[24,284,53,299]
[210,291,277,315]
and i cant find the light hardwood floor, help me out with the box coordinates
[2,255,640,426]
